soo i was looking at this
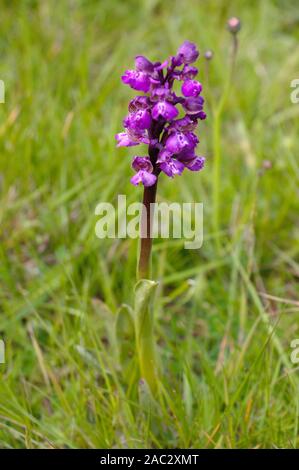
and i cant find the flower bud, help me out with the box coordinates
[181,79,202,98]
[262,160,272,170]
[204,50,213,60]
[177,41,199,64]
[227,17,241,34]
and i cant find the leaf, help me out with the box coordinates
[134,279,159,395]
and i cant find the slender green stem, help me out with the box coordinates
[138,181,158,279]
[212,110,221,251]
[212,34,239,251]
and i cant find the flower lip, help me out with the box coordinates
[131,170,157,187]
[157,151,185,177]
[159,160,184,177]
[165,130,197,155]
[131,156,157,187]
[165,132,188,154]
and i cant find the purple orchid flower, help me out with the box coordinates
[116,41,206,187]
[131,156,157,187]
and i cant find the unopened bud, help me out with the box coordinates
[227,17,241,34]
[262,160,272,170]
[204,50,213,60]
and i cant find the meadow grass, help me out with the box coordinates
[0,0,299,448]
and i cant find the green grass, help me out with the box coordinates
[1,0,299,449]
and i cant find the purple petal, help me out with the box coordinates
[159,158,185,177]
[165,130,198,155]
[115,132,139,147]
[183,96,205,114]
[130,170,157,187]
[135,55,154,74]
[165,131,190,154]
[121,70,151,93]
[168,116,197,132]
[126,128,150,145]
[195,111,207,120]
[128,96,149,113]
[182,65,198,80]
[171,70,183,81]
[157,149,172,162]
[124,109,151,131]
[151,101,179,121]
[184,156,205,171]
[131,156,153,172]
[130,172,142,186]
[150,86,171,101]
[185,131,199,148]
[134,109,151,129]
[141,171,157,187]
[171,55,184,67]
[176,148,196,161]
[198,111,206,120]
[187,110,206,120]
[182,79,202,97]
[154,59,169,71]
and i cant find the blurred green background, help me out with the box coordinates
[0,0,299,448]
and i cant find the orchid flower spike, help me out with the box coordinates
[116,41,206,187]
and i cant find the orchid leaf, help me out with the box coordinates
[134,279,159,395]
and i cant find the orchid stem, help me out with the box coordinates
[138,180,157,280]
[136,181,159,395]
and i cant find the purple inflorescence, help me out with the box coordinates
[116,41,206,187]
